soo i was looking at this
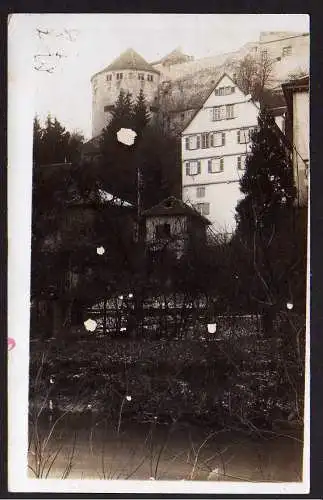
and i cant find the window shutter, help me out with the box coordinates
[210,133,214,147]
[210,108,214,121]
[237,156,241,170]
[237,130,240,143]
[222,132,225,146]
[197,160,201,174]
[196,135,201,149]
[186,162,190,176]
[231,86,235,93]
[185,137,189,150]
[220,158,224,171]
[214,89,219,96]
[208,159,212,173]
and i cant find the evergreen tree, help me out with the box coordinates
[236,108,296,238]
[234,107,303,326]
[33,116,43,165]
[132,88,151,137]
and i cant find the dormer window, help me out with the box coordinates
[147,74,154,82]
[138,73,145,81]
[116,73,123,80]
[106,74,112,81]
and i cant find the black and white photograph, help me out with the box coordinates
[8,13,310,493]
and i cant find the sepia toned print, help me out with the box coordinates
[8,14,309,492]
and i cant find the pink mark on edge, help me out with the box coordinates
[8,338,16,351]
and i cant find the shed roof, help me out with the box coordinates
[142,196,211,225]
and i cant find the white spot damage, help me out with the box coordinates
[125,395,132,402]
[96,246,105,255]
[286,302,294,310]
[207,323,217,334]
[84,318,97,332]
[117,128,137,146]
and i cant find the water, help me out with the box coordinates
[28,414,303,481]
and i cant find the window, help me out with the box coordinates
[106,74,112,81]
[185,135,200,150]
[226,104,234,119]
[138,73,145,80]
[201,132,209,148]
[196,186,205,198]
[116,73,123,80]
[211,105,234,121]
[147,74,154,81]
[282,46,292,57]
[181,112,185,121]
[194,203,210,216]
[237,155,247,171]
[208,157,224,173]
[155,223,171,239]
[185,160,201,176]
[237,128,256,143]
[261,49,268,58]
[214,86,235,96]
[210,131,225,147]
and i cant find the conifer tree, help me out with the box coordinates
[236,107,296,238]
[234,107,299,323]
[132,88,151,137]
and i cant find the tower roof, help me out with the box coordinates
[92,48,160,79]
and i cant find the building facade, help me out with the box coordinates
[282,76,309,207]
[91,48,160,137]
[90,32,309,139]
[181,73,259,233]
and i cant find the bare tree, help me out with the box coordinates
[231,52,274,101]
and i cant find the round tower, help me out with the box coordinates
[91,48,160,137]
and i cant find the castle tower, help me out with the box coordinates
[91,48,160,137]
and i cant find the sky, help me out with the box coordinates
[9,14,309,139]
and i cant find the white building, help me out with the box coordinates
[181,73,259,234]
[282,75,309,207]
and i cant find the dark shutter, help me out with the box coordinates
[196,135,201,149]
[237,130,240,143]
[220,158,224,171]
[186,162,190,176]
[210,133,214,147]
[208,159,212,173]
[237,156,241,170]
[222,132,225,146]
[185,137,189,150]
[231,86,235,93]
[197,160,201,174]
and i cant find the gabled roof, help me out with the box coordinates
[181,72,258,134]
[142,196,211,225]
[92,48,160,79]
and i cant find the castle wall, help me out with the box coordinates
[92,69,160,136]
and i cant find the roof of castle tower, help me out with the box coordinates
[152,47,194,66]
[92,48,160,79]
